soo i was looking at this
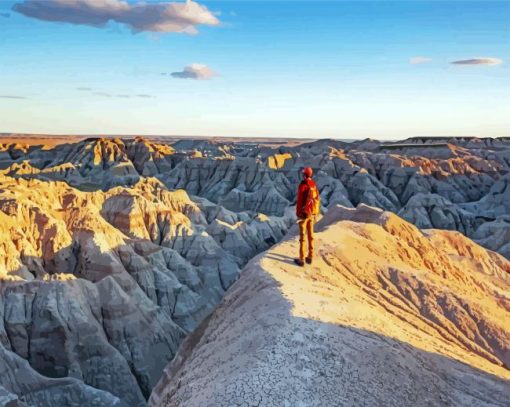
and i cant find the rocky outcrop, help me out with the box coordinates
[0,345,124,407]
[150,205,510,407]
[398,193,482,235]
[2,135,510,406]
[2,136,509,257]
[0,175,290,405]
[461,176,510,218]
[471,216,510,259]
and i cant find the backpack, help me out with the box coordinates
[304,180,321,216]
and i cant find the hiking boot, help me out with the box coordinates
[294,259,305,267]
[305,257,313,265]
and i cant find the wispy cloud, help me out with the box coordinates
[93,92,113,98]
[451,57,503,66]
[13,0,219,34]
[410,56,432,65]
[0,95,27,100]
[89,90,155,99]
[76,87,93,91]
[170,63,217,80]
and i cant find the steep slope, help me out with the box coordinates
[150,205,510,407]
[0,175,290,406]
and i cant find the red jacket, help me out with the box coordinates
[296,178,316,218]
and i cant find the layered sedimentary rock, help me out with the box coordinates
[150,205,510,407]
[1,135,510,406]
[0,175,289,405]
[2,136,509,257]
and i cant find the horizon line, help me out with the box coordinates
[1,132,510,142]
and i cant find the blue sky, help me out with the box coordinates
[0,0,509,139]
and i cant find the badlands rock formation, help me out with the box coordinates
[0,135,509,406]
[151,205,510,407]
[1,136,509,257]
[0,175,289,406]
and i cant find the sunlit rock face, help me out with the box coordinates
[2,136,509,257]
[1,136,510,406]
[0,175,290,406]
[150,205,510,407]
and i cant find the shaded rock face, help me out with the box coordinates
[1,136,510,406]
[472,216,510,259]
[398,193,483,235]
[0,345,125,407]
[0,176,290,406]
[150,205,510,407]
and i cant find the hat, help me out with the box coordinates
[302,167,313,177]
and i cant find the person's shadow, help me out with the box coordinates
[265,253,296,265]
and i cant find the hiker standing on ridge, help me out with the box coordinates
[294,167,320,267]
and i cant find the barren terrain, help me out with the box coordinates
[0,135,509,406]
[151,205,510,407]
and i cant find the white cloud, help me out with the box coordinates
[451,57,503,66]
[170,63,217,80]
[13,0,219,34]
[410,56,432,65]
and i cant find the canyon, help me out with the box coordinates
[0,136,509,406]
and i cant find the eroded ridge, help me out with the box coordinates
[151,205,510,407]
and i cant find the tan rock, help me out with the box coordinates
[151,205,510,407]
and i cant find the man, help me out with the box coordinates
[294,167,320,267]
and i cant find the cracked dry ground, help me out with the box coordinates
[150,205,510,407]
